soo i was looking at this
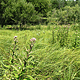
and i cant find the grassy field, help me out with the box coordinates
[0,25,80,80]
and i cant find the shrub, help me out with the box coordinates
[2,0,37,26]
[47,4,80,25]
[52,25,80,48]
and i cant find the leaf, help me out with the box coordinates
[26,65,34,68]
[19,58,24,67]
[11,65,19,72]
[14,72,19,78]
[24,78,30,80]
[27,75,34,80]
[72,70,80,79]
[9,56,12,63]
[74,77,80,80]
[1,61,10,68]
[27,56,32,61]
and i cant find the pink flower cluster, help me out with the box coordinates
[14,36,18,42]
[30,38,36,42]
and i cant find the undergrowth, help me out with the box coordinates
[0,24,80,80]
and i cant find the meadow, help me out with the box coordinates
[0,24,80,80]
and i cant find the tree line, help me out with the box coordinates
[0,0,80,27]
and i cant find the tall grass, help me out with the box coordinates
[0,24,80,79]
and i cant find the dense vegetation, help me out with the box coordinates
[0,0,80,27]
[0,0,80,80]
[0,25,80,79]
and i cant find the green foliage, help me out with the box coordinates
[63,4,80,24]
[0,25,80,79]
[47,4,80,25]
[26,0,51,16]
[50,0,67,9]
[2,0,37,25]
[1,0,80,26]
[0,36,36,80]
[52,25,80,48]
[0,0,51,26]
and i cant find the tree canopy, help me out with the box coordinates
[0,0,80,26]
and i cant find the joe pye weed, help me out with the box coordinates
[1,36,36,80]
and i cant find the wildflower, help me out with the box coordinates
[54,27,56,29]
[78,36,79,38]
[68,26,70,29]
[14,36,17,39]
[14,36,18,43]
[31,44,33,47]
[30,51,32,53]
[14,36,17,41]
[76,30,78,32]
[64,26,67,28]
[29,38,36,53]
[19,67,20,69]
[26,49,29,52]
[30,38,36,42]
[14,39,16,41]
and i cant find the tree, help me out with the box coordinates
[50,0,67,9]
[2,0,37,26]
[0,0,7,27]
[50,0,59,9]
[26,0,51,17]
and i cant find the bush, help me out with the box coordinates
[47,4,80,25]
[26,0,51,17]
[2,0,37,25]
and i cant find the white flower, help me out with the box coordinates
[14,36,17,39]
[19,67,20,69]
[78,36,79,38]
[30,38,36,42]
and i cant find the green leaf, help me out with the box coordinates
[19,58,24,67]
[74,77,80,80]
[27,75,34,80]
[26,65,34,68]
[1,61,10,68]
[11,65,19,72]
[27,56,32,61]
